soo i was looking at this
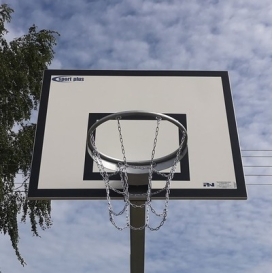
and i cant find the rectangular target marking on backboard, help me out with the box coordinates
[83,113,190,183]
[28,70,247,200]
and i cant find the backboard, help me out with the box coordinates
[28,70,247,200]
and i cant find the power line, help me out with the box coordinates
[246,184,272,185]
[4,149,273,188]
[241,150,272,152]
[245,174,271,177]
[244,166,271,167]
[242,155,272,157]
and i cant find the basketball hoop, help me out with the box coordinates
[87,111,188,230]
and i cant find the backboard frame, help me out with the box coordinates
[28,70,247,200]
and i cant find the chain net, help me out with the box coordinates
[90,116,187,231]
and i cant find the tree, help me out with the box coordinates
[0,4,59,265]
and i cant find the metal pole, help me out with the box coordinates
[130,200,146,273]
[128,174,148,273]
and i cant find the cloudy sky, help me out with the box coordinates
[0,0,272,272]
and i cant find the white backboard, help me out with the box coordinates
[28,70,247,200]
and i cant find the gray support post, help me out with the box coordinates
[128,174,148,273]
[130,200,146,273]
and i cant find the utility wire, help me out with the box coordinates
[3,150,273,188]
[241,150,272,151]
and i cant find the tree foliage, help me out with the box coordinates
[0,4,59,265]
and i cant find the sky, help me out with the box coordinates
[0,0,272,272]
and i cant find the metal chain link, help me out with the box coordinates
[89,117,187,231]
[117,118,127,163]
